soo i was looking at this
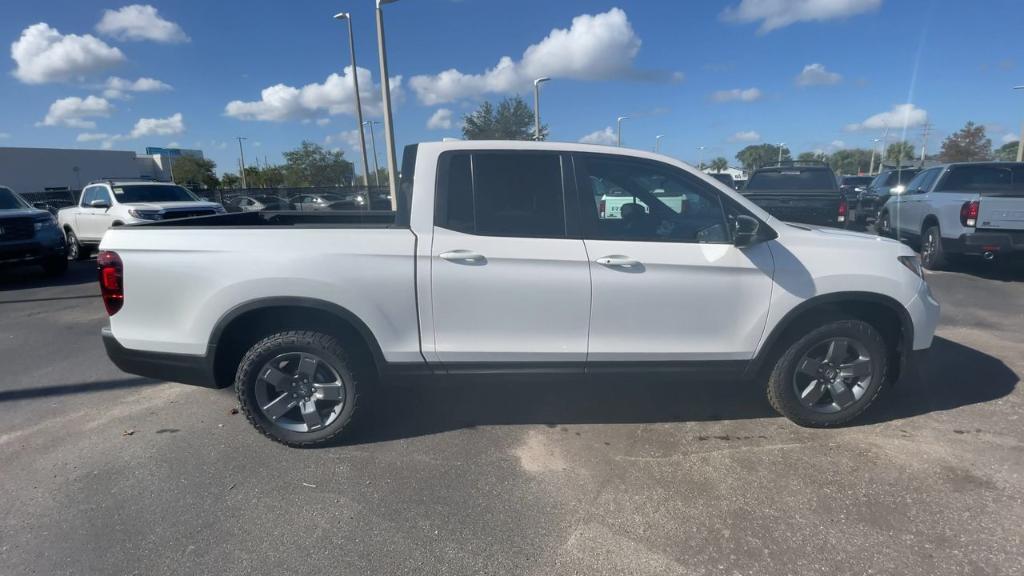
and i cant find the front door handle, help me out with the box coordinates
[440,250,486,263]
[595,255,641,268]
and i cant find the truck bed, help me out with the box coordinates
[740,190,843,226]
[140,209,400,228]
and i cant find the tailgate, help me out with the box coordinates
[742,191,839,223]
[978,197,1024,231]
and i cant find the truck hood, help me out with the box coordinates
[125,201,222,211]
[0,208,49,219]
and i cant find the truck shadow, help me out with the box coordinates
[343,336,1016,445]
[0,259,97,291]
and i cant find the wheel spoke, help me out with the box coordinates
[800,381,827,405]
[260,366,292,392]
[840,357,871,379]
[314,382,344,401]
[796,356,823,377]
[297,355,318,380]
[825,338,848,364]
[829,380,856,408]
[299,400,324,430]
[263,393,299,421]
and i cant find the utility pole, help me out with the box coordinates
[777,142,785,164]
[533,77,550,141]
[919,121,933,163]
[655,135,664,153]
[869,138,880,175]
[1015,86,1024,162]
[375,0,400,210]
[236,136,248,189]
[334,12,372,190]
[616,116,628,146]
[698,146,706,170]
[364,121,382,187]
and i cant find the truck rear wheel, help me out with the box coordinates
[766,319,887,427]
[236,330,359,447]
[920,225,947,270]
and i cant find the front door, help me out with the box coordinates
[575,153,775,364]
[429,151,591,367]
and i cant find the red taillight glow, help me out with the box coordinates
[960,200,979,227]
[837,198,847,222]
[97,250,123,316]
[599,199,606,218]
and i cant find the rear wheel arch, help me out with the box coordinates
[751,292,911,383]
[921,215,940,237]
[209,297,385,389]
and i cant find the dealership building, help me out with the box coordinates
[0,146,204,194]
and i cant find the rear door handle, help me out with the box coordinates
[440,250,485,263]
[595,255,640,268]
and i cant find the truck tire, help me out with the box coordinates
[236,330,359,447]
[66,229,89,261]
[766,319,887,428]
[920,225,946,270]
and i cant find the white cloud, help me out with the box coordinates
[0,132,11,139]
[165,141,180,148]
[722,0,882,33]
[316,118,331,126]
[38,95,113,128]
[845,103,928,131]
[326,129,364,152]
[830,139,847,149]
[76,132,113,142]
[712,88,762,102]
[129,112,184,138]
[729,130,761,142]
[409,8,676,105]
[224,66,401,122]
[1001,133,1020,145]
[427,108,454,130]
[796,63,842,86]
[11,23,125,84]
[579,127,617,146]
[103,76,172,99]
[96,4,189,43]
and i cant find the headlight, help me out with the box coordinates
[33,217,57,231]
[898,255,923,278]
[127,208,163,220]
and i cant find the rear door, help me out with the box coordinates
[429,150,591,367]
[576,153,775,364]
[894,168,942,238]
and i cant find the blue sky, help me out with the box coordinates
[1,0,1021,176]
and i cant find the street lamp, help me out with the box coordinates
[375,0,401,210]
[777,142,786,164]
[363,121,382,187]
[1015,86,1023,162]
[533,77,550,141]
[334,12,371,190]
[869,138,881,175]
[655,135,664,153]
[236,136,248,188]
[616,116,629,146]
[697,145,706,170]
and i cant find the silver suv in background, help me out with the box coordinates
[879,162,1024,269]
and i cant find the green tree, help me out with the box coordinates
[828,148,874,175]
[282,141,354,187]
[993,140,1020,162]
[884,141,916,165]
[462,96,546,140]
[736,143,790,171]
[708,157,729,172]
[220,172,241,189]
[939,121,992,162]
[171,156,218,189]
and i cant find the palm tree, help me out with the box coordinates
[709,157,729,172]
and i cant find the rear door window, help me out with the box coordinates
[937,165,1022,194]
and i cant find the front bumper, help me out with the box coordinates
[102,327,218,387]
[0,236,66,266]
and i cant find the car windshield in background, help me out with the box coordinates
[747,170,836,191]
[937,165,1024,195]
[0,187,31,210]
[842,176,873,187]
[876,169,919,187]
[114,185,199,203]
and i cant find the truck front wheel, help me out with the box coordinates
[766,319,888,427]
[236,330,359,447]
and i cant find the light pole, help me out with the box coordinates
[869,138,881,175]
[236,136,248,188]
[1015,86,1023,162]
[697,145,706,170]
[334,12,372,189]
[375,0,400,210]
[364,121,382,187]
[533,77,550,141]
[655,134,664,153]
[777,142,786,164]
[616,116,628,146]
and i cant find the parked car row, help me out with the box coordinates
[222,190,393,213]
[0,185,68,276]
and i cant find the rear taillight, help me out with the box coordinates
[837,198,848,223]
[599,199,606,218]
[97,250,123,316]
[960,200,979,228]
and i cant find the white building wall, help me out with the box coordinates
[0,147,163,193]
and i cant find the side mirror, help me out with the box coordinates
[89,199,110,209]
[734,215,761,247]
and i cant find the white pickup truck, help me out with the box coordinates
[98,141,939,447]
[878,162,1024,269]
[58,179,224,259]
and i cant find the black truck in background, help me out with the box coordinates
[740,161,848,228]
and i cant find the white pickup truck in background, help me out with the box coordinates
[57,179,224,260]
[97,141,939,447]
[878,162,1024,269]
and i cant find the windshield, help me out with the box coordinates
[746,169,837,191]
[0,187,32,210]
[883,169,919,187]
[114,184,200,203]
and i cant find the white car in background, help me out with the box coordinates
[58,180,224,259]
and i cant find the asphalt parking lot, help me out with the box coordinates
[1,258,1022,576]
